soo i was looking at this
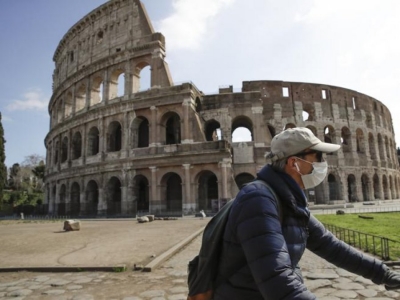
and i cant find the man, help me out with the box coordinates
[213,127,400,299]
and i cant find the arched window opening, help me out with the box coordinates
[373,174,380,200]
[87,127,100,156]
[341,127,351,152]
[139,65,151,92]
[284,123,296,130]
[86,180,99,216]
[195,97,202,113]
[117,73,124,97]
[65,92,73,118]
[377,134,384,160]
[361,174,370,202]
[131,117,149,148]
[109,69,124,99]
[205,120,221,141]
[134,175,149,212]
[108,121,122,152]
[57,101,63,123]
[302,111,309,122]
[61,137,68,163]
[165,113,181,145]
[267,125,276,139]
[328,174,339,201]
[324,126,335,144]
[163,173,182,213]
[235,173,255,190]
[368,133,377,160]
[356,128,365,153]
[58,184,66,215]
[347,175,357,202]
[72,132,82,160]
[70,182,80,216]
[106,176,122,215]
[197,171,218,212]
[75,84,86,111]
[306,126,317,136]
[97,30,104,44]
[232,117,253,142]
[90,77,103,106]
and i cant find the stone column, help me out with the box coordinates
[102,69,110,104]
[181,99,192,144]
[85,77,91,109]
[252,106,264,147]
[220,158,231,199]
[182,164,192,212]
[149,166,158,212]
[97,173,106,216]
[149,106,158,147]
[79,177,86,216]
[124,61,133,97]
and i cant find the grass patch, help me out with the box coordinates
[315,212,400,260]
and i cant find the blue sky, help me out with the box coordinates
[1,0,400,167]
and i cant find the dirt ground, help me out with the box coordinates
[0,217,208,269]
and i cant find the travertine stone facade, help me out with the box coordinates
[44,0,400,217]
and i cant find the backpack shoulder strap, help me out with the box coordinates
[253,179,283,223]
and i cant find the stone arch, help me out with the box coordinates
[302,104,315,121]
[341,126,351,152]
[347,174,357,202]
[132,61,151,93]
[305,125,317,136]
[328,174,339,201]
[197,171,218,211]
[58,184,66,215]
[373,174,381,200]
[356,128,365,153]
[107,121,122,152]
[134,175,149,212]
[232,116,253,142]
[85,180,99,216]
[70,182,80,216]
[65,92,73,118]
[377,134,384,160]
[195,97,202,113]
[90,76,103,106]
[57,100,63,123]
[162,112,181,145]
[61,136,68,163]
[72,131,82,160]
[382,175,389,200]
[75,83,86,111]
[131,117,149,148]
[284,123,296,130]
[368,133,377,160]
[106,176,122,215]
[109,68,125,99]
[324,125,336,144]
[87,126,100,156]
[205,120,221,141]
[361,174,370,202]
[235,172,255,190]
[161,172,182,213]
[267,124,276,139]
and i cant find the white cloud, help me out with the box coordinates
[6,89,48,111]
[159,0,235,51]
[1,115,13,122]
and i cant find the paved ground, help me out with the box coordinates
[1,217,400,299]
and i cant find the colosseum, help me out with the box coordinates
[44,0,400,217]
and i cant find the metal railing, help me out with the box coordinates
[323,223,400,261]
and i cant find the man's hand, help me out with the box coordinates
[384,270,400,290]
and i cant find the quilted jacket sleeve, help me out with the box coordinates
[306,215,389,284]
[234,183,316,299]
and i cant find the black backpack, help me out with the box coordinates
[187,180,281,300]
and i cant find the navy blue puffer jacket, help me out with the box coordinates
[213,164,388,300]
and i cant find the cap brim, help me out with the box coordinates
[310,142,341,153]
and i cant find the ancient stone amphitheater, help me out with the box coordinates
[44,0,400,217]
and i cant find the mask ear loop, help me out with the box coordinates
[295,162,300,171]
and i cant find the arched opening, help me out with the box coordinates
[106,176,122,215]
[164,113,181,145]
[87,127,100,156]
[72,132,82,160]
[302,105,315,121]
[58,184,66,215]
[284,123,296,130]
[86,180,99,216]
[347,174,357,202]
[57,101,63,123]
[328,174,339,201]
[195,97,202,113]
[197,171,218,212]
[90,76,103,106]
[109,69,125,99]
[235,173,255,190]
[324,126,335,143]
[108,121,122,152]
[205,120,221,141]
[383,175,389,200]
[373,174,380,200]
[356,128,365,153]
[306,125,317,136]
[162,173,182,213]
[75,83,86,111]
[361,174,370,202]
[131,117,149,148]
[139,65,151,91]
[267,125,276,139]
[65,92,73,118]
[232,116,253,142]
[61,137,68,163]
[134,175,149,212]
[368,133,377,160]
[70,182,80,216]
[341,127,351,152]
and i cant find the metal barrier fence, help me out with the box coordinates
[323,223,400,261]
[315,205,400,215]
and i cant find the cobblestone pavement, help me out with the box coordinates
[1,233,400,300]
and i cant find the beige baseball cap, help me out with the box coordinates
[265,127,340,161]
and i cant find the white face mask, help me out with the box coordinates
[295,159,328,189]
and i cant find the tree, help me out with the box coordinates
[0,112,5,205]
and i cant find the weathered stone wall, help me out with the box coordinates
[44,0,400,217]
